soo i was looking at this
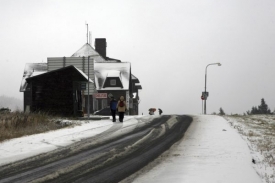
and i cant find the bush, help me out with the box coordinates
[0,111,70,142]
[0,107,11,113]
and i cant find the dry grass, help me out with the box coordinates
[224,115,275,183]
[0,111,72,142]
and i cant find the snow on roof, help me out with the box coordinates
[26,65,93,83]
[131,74,140,83]
[19,63,47,92]
[74,66,94,83]
[71,43,106,62]
[94,62,131,90]
[107,70,121,77]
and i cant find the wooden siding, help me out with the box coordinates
[28,67,85,116]
[47,57,95,95]
[23,91,31,112]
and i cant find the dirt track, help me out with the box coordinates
[0,115,192,183]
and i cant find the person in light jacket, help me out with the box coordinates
[117,96,127,122]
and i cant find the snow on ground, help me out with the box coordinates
[125,115,262,183]
[0,115,158,166]
[0,114,273,182]
[224,115,275,183]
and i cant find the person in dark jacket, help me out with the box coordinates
[110,97,117,122]
[158,108,163,115]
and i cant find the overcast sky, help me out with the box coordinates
[0,0,275,115]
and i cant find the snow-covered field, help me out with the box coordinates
[0,114,274,182]
[224,115,275,183]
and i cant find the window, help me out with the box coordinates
[110,79,116,86]
[102,99,107,108]
[93,99,98,111]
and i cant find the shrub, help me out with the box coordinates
[0,111,69,142]
[0,107,11,113]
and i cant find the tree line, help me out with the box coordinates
[246,98,272,115]
[216,98,273,116]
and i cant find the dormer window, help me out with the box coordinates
[110,79,116,86]
[102,71,123,88]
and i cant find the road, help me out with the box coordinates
[0,115,192,183]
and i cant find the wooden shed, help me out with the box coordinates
[25,65,93,116]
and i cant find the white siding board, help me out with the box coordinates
[65,62,82,68]
[48,63,63,67]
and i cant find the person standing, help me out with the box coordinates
[158,108,163,115]
[117,96,127,122]
[110,97,117,122]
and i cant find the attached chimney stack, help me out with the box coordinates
[95,38,107,58]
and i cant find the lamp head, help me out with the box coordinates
[217,63,221,66]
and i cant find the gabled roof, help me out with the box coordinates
[105,57,121,62]
[20,63,48,92]
[131,74,140,83]
[71,43,106,62]
[94,62,131,90]
[26,65,93,83]
[107,70,120,77]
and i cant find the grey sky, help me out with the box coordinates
[1,0,275,114]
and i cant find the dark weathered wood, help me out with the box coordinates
[27,66,87,116]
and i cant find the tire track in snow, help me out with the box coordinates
[0,115,192,183]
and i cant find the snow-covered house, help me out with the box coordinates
[94,62,141,115]
[20,38,142,116]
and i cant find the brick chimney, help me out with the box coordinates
[95,38,107,58]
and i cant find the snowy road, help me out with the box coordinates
[0,115,192,183]
[123,115,262,183]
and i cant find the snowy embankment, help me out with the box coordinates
[224,115,275,183]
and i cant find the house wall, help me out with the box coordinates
[95,90,138,114]
[47,57,95,96]
[47,57,96,114]
[28,68,85,116]
[30,79,74,115]
[133,90,140,115]
[23,91,31,112]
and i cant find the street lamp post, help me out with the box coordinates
[204,62,221,114]
[86,55,98,119]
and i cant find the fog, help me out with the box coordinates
[1,0,275,115]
